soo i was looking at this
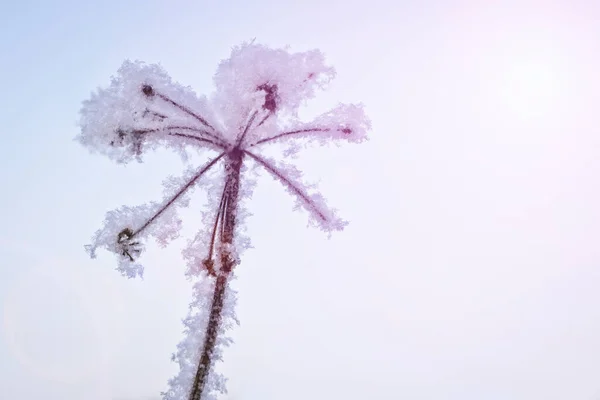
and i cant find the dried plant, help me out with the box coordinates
[77,42,370,400]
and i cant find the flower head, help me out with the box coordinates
[77,41,370,400]
[79,41,370,276]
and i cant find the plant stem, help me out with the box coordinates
[189,273,229,400]
[189,148,243,400]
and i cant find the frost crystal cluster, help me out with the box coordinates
[77,42,370,400]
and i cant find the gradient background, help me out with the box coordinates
[1,1,600,399]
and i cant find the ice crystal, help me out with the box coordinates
[77,42,370,400]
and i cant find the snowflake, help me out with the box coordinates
[77,42,370,400]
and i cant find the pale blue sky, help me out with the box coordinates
[1,1,600,399]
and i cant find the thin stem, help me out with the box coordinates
[133,126,227,149]
[244,150,328,223]
[154,91,218,132]
[220,151,243,251]
[168,132,223,148]
[164,124,226,145]
[142,109,168,120]
[189,273,229,400]
[250,127,329,147]
[236,110,258,147]
[189,149,243,400]
[207,180,229,262]
[219,189,228,242]
[250,125,352,148]
[254,112,272,129]
[132,153,225,238]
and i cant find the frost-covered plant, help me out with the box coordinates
[77,42,370,400]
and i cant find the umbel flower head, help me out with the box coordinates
[77,42,370,400]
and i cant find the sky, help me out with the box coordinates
[1,0,600,399]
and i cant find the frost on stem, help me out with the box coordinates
[245,151,348,232]
[84,158,223,279]
[78,41,370,400]
[77,60,224,164]
[211,43,337,144]
[162,271,237,400]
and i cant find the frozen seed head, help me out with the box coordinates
[141,84,155,97]
[116,228,142,262]
[256,83,279,112]
[79,43,371,274]
[78,41,371,400]
[79,42,371,282]
[110,128,127,146]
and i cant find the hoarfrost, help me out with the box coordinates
[77,41,370,400]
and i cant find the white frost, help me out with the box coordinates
[78,41,370,400]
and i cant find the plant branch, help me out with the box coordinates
[250,127,329,147]
[158,123,226,145]
[203,180,229,276]
[236,110,258,147]
[250,125,352,147]
[219,189,229,243]
[254,111,272,129]
[244,150,328,223]
[154,91,218,132]
[132,126,227,149]
[143,109,168,120]
[165,125,228,146]
[168,132,224,148]
[189,149,243,400]
[132,153,225,238]
[141,85,221,136]
[189,272,229,400]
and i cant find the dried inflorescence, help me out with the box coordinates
[116,228,142,262]
[77,41,370,400]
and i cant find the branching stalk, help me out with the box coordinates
[189,148,244,400]
[155,92,218,132]
[244,150,328,223]
[132,153,225,238]
[236,110,259,147]
[80,44,367,400]
[132,127,227,149]
[250,127,329,147]
[163,125,228,146]
[254,112,272,129]
[168,132,223,148]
